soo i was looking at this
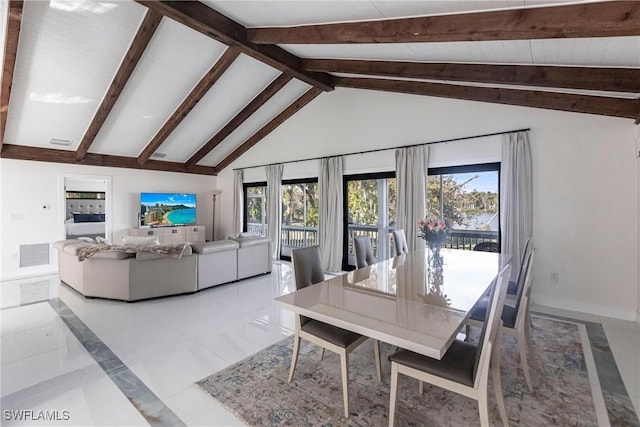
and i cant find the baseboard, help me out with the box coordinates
[0,269,58,283]
[533,295,638,322]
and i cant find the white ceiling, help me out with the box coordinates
[2,0,638,173]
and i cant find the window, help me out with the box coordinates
[281,179,318,258]
[243,182,267,235]
[427,163,500,250]
[343,173,396,269]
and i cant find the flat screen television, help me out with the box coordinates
[140,192,196,227]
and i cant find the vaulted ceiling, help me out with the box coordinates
[1,0,638,176]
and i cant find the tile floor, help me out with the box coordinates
[1,263,638,426]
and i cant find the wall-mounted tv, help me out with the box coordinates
[140,193,196,227]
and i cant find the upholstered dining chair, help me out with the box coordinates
[468,247,537,392]
[388,264,512,427]
[507,238,531,296]
[391,229,409,256]
[289,245,382,418]
[354,235,375,268]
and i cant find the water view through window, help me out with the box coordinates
[428,164,500,250]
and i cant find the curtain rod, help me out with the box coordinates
[232,128,530,172]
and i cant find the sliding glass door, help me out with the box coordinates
[280,179,319,259]
[343,173,396,269]
[244,182,267,235]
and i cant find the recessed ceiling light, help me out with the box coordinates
[50,138,72,146]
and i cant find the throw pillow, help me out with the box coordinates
[73,213,94,223]
[120,235,160,246]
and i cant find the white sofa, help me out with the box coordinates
[54,236,272,301]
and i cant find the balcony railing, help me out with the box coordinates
[247,223,499,257]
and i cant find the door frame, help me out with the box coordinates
[58,173,113,242]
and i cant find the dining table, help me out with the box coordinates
[274,248,510,360]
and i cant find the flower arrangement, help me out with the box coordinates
[418,218,452,249]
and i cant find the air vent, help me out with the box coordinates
[50,138,72,146]
[20,243,50,267]
[150,152,167,159]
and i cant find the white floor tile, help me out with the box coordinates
[165,384,243,426]
[127,341,228,399]
[1,303,60,336]
[98,318,190,364]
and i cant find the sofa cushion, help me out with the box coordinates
[62,241,94,255]
[192,240,238,254]
[90,251,134,260]
[136,245,192,261]
[120,235,160,246]
[229,236,271,248]
[53,239,83,250]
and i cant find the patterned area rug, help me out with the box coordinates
[197,316,636,426]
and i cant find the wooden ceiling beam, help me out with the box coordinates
[75,10,162,161]
[137,47,240,166]
[335,77,640,120]
[1,0,24,150]
[248,1,640,44]
[135,0,334,92]
[1,144,216,175]
[214,87,323,173]
[304,59,640,94]
[186,73,292,169]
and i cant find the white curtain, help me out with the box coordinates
[232,169,243,236]
[500,131,533,280]
[395,145,429,252]
[318,156,344,272]
[266,164,283,260]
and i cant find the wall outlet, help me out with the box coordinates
[550,272,559,283]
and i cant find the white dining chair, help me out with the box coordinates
[388,264,512,427]
[354,235,375,268]
[391,229,409,256]
[468,247,537,392]
[289,246,382,418]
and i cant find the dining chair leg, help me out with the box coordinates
[418,380,424,395]
[492,325,508,427]
[320,348,325,361]
[465,324,471,342]
[288,333,301,383]
[340,350,350,418]
[518,335,534,392]
[373,339,382,382]
[524,315,534,353]
[478,386,490,427]
[389,363,399,427]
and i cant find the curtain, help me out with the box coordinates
[318,156,344,272]
[232,169,243,236]
[500,131,533,280]
[266,164,283,260]
[395,145,429,252]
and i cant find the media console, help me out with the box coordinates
[129,224,206,244]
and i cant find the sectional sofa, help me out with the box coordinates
[53,236,272,301]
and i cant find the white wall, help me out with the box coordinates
[0,159,217,280]
[216,88,640,322]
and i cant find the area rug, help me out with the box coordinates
[197,316,637,426]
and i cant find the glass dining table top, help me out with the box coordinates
[274,248,510,359]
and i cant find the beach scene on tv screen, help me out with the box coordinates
[140,193,196,226]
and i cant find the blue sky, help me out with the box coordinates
[451,171,498,193]
[141,193,196,207]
